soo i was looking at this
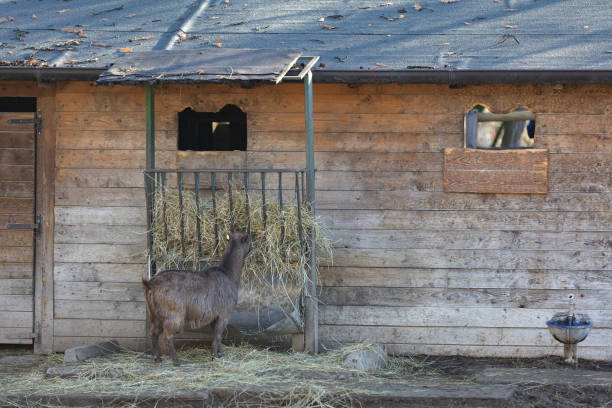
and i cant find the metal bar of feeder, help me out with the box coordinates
[144,173,154,278]
[244,172,250,235]
[178,173,185,259]
[145,168,304,173]
[212,172,218,255]
[195,172,202,258]
[261,172,267,231]
[301,171,305,204]
[278,172,284,245]
[162,173,168,245]
[228,172,234,231]
[295,171,304,253]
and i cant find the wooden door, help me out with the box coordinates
[0,112,36,344]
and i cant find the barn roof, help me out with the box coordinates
[0,0,611,82]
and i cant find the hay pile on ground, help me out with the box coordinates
[150,183,333,312]
[3,344,429,408]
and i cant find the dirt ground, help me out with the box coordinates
[0,344,610,408]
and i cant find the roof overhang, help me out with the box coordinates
[95,48,303,85]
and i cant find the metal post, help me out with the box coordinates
[303,70,318,354]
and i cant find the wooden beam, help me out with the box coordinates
[477,111,536,122]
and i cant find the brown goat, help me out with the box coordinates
[142,231,251,365]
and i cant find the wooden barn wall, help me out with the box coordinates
[51,81,612,360]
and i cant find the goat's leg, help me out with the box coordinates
[150,321,163,363]
[162,324,181,366]
[212,314,230,359]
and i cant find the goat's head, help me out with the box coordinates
[228,231,251,257]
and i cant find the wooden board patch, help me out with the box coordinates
[444,148,548,194]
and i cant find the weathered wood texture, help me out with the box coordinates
[0,112,34,345]
[444,148,548,194]
[49,81,612,360]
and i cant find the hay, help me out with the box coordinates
[3,344,429,408]
[150,182,333,312]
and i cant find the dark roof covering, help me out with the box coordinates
[96,48,301,84]
[0,0,611,79]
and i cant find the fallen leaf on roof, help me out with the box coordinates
[210,16,221,20]
[129,35,153,42]
[212,37,222,47]
[413,2,424,11]
[198,70,206,75]
[0,17,7,24]
[31,14,37,19]
[322,25,339,29]
[375,62,388,67]
[56,39,81,47]
[224,0,229,3]
[366,23,372,26]
[398,8,407,13]
[61,28,87,38]
[318,17,325,22]
[503,24,518,29]
[125,13,136,18]
[91,42,110,47]
[66,57,99,64]
[371,66,379,70]
[57,9,71,14]
[464,22,472,25]
[493,0,500,2]
[8,17,14,21]
[606,50,612,53]
[119,47,132,52]
[504,8,519,12]
[441,0,458,3]
[583,25,589,29]
[380,2,393,6]
[437,42,451,45]
[178,32,191,42]
[327,14,344,19]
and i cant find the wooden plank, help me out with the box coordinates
[56,150,174,169]
[0,263,33,279]
[0,197,34,214]
[0,247,33,263]
[383,344,612,360]
[317,191,612,212]
[0,311,33,327]
[56,168,144,188]
[317,209,612,232]
[315,171,442,192]
[54,319,145,337]
[320,305,612,329]
[55,243,145,263]
[444,169,547,194]
[56,112,146,131]
[54,262,144,283]
[55,300,146,320]
[549,153,612,173]
[538,134,612,154]
[0,165,34,182]
[54,281,145,302]
[0,181,34,198]
[444,149,548,172]
[249,131,462,153]
[536,114,612,135]
[0,149,34,165]
[0,295,33,312]
[52,336,145,352]
[318,325,611,347]
[0,328,34,345]
[330,248,612,271]
[55,225,146,245]
[55,187,145,207]
[55,206,146,226]
[320,287,610,309]
[549,173,612,193]
[36,91,57,354]
[0,214,37,228]
[320,267,612,291]
[0,279,32,295]
[0,230,33,246]
[0,131,35,149]
[329,229,612,251]
[57,130,175,151]
[56,92,145,112]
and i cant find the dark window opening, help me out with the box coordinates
[0,97,36,112]
[178,105,247,151]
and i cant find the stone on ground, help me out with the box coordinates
[63,340,120,363]
[342,344,388,371]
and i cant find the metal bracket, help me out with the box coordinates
[283,56,320,81]
[8,214,41,239]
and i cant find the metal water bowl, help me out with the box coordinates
[546,312,592,345]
